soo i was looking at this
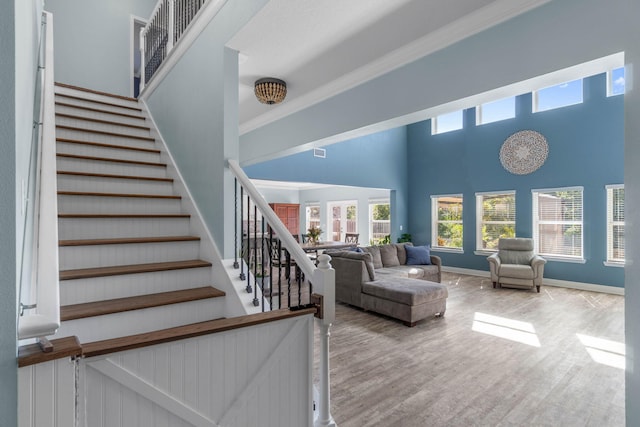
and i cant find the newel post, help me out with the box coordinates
[167,0,175,51]
[313,254,337,427]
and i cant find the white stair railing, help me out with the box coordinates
[18,11,61,344]
[228,159,337,427]
[139,0,211,92]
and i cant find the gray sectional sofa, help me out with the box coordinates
[328,243,447,327]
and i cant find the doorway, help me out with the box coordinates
[328,201,357,241]
[131,17,147,98]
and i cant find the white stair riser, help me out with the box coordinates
[60,267,213,304]
[59,241,201,270]
[56,157,167,178]
[56,116,152,139]
[57,174,174,195]
[56,104,147,127]
[55,96,143,117]
[55,87,140,109]
[58,194,182,214]
[58,217,191,240]
[56,128,155,148]
[55,297,225,343]
[57,141,162,163]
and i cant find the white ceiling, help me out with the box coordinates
[227,0,552,134]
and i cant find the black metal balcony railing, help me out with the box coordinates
[234,179,310,312]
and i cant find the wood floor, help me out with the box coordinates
[318,272,625,427]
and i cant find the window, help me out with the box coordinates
[606,185,624,265]
[476,191,516,251]
[305,203,320,232]
[476,97,516,125]
[431,110,463,135]
[534,79,583,112]
[369,199,390,245]
[431,194,463,251]
[608,67,626,96]
[532,187,583,261]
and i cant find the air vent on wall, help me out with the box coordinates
[313,148,326,158]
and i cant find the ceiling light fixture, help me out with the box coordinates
[254,78,287,105]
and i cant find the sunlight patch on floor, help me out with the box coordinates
[472,312,540,347]
[577,333,625,370]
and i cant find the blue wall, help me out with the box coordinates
[243,127,409,242]
[407,73,624,287]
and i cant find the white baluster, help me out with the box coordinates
[313,254,337,427]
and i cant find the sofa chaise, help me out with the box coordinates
[328,243,447,327]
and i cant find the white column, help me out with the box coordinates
[313,254,337,427]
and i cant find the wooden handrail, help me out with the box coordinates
[18,308,317,367]
[83,308,316,357]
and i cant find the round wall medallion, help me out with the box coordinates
[499,130,548,175]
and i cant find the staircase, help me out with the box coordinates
[52,83,226,344]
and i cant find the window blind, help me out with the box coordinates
[607,185,625,263]
[532,187,583,259]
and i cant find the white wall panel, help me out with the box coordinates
[82,315,314,427]
[18,358,77,427]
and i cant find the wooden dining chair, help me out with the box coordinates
[344,233,359,244]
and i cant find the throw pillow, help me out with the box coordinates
[379,244,400,267]
[363,246,383,269]
[394,242,413,265]
[405,245,432,265]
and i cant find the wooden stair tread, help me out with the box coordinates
[60,235,200,246]
[82,308,317,358]
[18,336,82,368]
[55,93,142,111]
[58,190,181,199]
[60,259,212,280]
[55,101,145,120]
[55,82,138,102]
[60,287,225,321]
[56,113,151,130]
[56,125,155,141]
[59,213,190,218]
[57,137,161,153]
[57,153,166,167]
[57,170,173,182]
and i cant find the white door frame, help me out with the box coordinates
[327,200,357,241]
[130,15,148,98]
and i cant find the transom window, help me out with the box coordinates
[533,79,583,113]
[476,97,516,125]
[608,67,626,97]
[431,194,463,251]
[532,187,584,261]
[606,185,624,265]
[431,110,463,135]
[369,199,390,245]
[476,191,516,251]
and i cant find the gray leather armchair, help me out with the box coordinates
[487,238,546,293]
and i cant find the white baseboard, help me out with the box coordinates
[441,266,625,296]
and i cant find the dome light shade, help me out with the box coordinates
[254,78,287,105]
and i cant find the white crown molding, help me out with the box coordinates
[441,266,625,296]
[239,0,551,135]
